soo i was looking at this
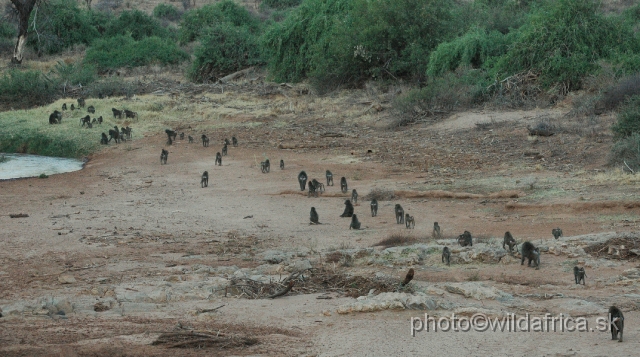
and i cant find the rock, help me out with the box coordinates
[94,301,110,312]
[550,299,604,316]
[455,245,506,264]
[55,300,74,315]
[164,275,182,282]
[262,250,290,264]
[444,282,512,301]
[58,275,76,284]
[287,259,312,272]
[337,292,443,314]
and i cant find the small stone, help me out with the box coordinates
[58,275,76,284]
[94,302,110,312]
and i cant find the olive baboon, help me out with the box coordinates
[349,214,361,230]
[224,138,230,146]
[87,122,93,129]
[160,149,168,164]
[124,109,137,120]
[433,222,442,239]
[395,204,404,224]
[312,179,324,193]
[280,159,284,170]
[401,268,414,287]
[215,152,222,166]
[62,103,67,110]
[552,228,563,239]
[188,135,194,143]
[261,159,270,173]
[100,133,109,145]
[202,134,209,147]
[326,170,334,186]
[108,127,120,143]
[310,207,320,224]
[503,231,517,252]
[573,266,586,285]
[222,143,228,156]
[49,110,62,124]
[112,108,123,119]
[308,180,318,198]
[165,129,177,145]
[340,199,354,217]
[298,171,308,191]
[124,126,132,139]
[351,189,358,204]
[77,98,86,107]
[87,105,95,114]
[370,199,378,217]
[458,231,473,247]
[70,104,75,111]
[179,132,184,140]
[201,171,209,188]
[609,306,624,342]
[91,118,97,124]
[520,241,540,269]
[81,115,91,127]
[442,247,451,266]
[405,214,415,229]
[340,177,348,193]
[232,136,238,147]
[97,116,103,124]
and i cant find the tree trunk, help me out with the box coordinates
[10,0,38,65]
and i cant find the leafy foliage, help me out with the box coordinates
[610,133,640,171]
[0,69,58,107]
[612,95,640,138]
[153,3,182,21]
[104,10,171,41]
[262,0,302,9]
[179,0,261,44]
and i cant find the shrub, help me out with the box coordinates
[84,35,189,71]
[104,9,171,40]
[0,69,58,107]
[610,133,640,172]
[52,60,97,91]
[153,3,182,21]
[262,0,302,9]
[598,74,640,113]
[612,95,640,138]
[179,0,261,44]
[81,77,140,99]
[0,21,15,39]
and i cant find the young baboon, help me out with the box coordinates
[222,143,228,156]
[264,159,270,172]
[97,116,103,124]
[87,122,93,129]
[340,177,348,193]
[232,136,238,147]
[351,189,358,204]
[442,247,451,266]
[520,241,540,269]
[112,108,122,119]
[87,105,95,114]
[552,228,563,239]
[298,171,308,191]
[201,171,209,188]
[573,266,586,285]
[310,207,320,224]
[179,132,184,140]
[124,109,137,120]
[326,170,334,186]
[224,138,230,146]
[201,134,209,147]
[188,135,194,143]
[124,126,132,139]
[280,159,284,170]
[77,97,86,108]
[81,115,91,127]
[100,133,109,145]
[394,204,405,224]
[160,149,168,164]
[433,222,442,239]
[70,104,75,111]
[62,103,67,110]
[503,231,517,252]
[261,159,270,173]
[340,199,354,217]
[609,306,624,342]
[370,199,378,217]
[458,231,473,247]
[48,110,62,124]
[312,179,324,193]
[405,214,415,229]
[215,152,222,166]
[308,180,318,198]
[92,118,97,124]
[349,214,361,230]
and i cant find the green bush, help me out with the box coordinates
[0,69,58,107]
[179,0,261,44]
[612,95,640,138]
[52,60,97,90]
[262,0,302,9]
[0,21,15,39]
[84,35,189,71]
[610,133,640,171]
[104,10,171,41]
[153,3,182,21]
[188,23,262,82]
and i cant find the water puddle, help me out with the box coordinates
[0,153,84,180]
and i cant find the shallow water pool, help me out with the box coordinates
[0,153,84,180]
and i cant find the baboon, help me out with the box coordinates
[312,179,324,193]
[201,171,209,188]
[261,159,271,173]
[188,135,194,143]
[62,103,67,110]
[179,132,184,140]
[87,122,93,129]
[442,247,451,266]
[552,228,563,239]
[503,231,517,252]
[401,268,414,287]
[326,170,334,186]
[87,105,95,114]
[458,231,473,247]
[395,204,404,224]
[97,116,103,124]
[349,214,361,230]
[308,180,318,198]
[222,143,228,156]
[108,128,120,143]
[405,214,415,229]
[520,241,540,269]
[433,222,442,239]
[202,134,209,147]
[340,199,354,217]
[340,177,348,193]
[124,126,132,139]
[298,171,308,191]
[224,138,230,146]
[124,109,137,120]
[574,266,586,285]
[370,199,378,217]
[77,97,85,108]
[280,159,284,170]
[609,306,624,342]
[165,129,177,145]
[70,104,75,111]
[310,207,320,224]
[351,189,358,204]
[112,108,123,119]
[232,136,238,147]
[215,152,222,166]
[81,115,91,127]
[160,149,168,164]
[100,133,109,145]
[48,110,62,124]
[92,118,97,124]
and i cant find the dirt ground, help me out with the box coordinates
[2,82,640,356]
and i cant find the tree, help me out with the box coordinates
[10,0,39,64]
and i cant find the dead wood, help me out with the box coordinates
[219,67,255,83]
[9,213,28,218]
[266,281,295,299]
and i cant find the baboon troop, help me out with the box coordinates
[232,136,238,147]
[81,115,91,127]
[201,171,209,188]
[100,133,109,145]
[48,110,62,124]
[261,159,271,173]
[458,231,473,247]
[188,135,194,143]
[160,149,168,164]
[370,199,378,217]
[165,129,177,145]
[87,105,95,114]
[124,109,137,120]
[340,177,348,193]
[298,171,308,191]
[520,241,540,269]
[280,159,284,170]
[552,228,563,239]
[442,247,451,266]
[351,189,358,204]
[215,152,222,166]
[62,103,67,110]
[349,214,361,230]
[202,134,209,147]
[340,199,354,217]
[326,170,334,186]
[609,306,624,342]
[77,98,86,108]
[222,143,228,156]
[394,204,404,224]
[180,132,185,140]
[433,222,442,239]
[405,214,415,229]
[112,108,123,119]
[573,266,586,285]
[503,231,517,252]
[310,207,319,224]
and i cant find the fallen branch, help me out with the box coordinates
[219,67,255,83]
[196,305,225,314]
[9,213,28,218]
[266,281,294,299]
[624,160,635,174]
